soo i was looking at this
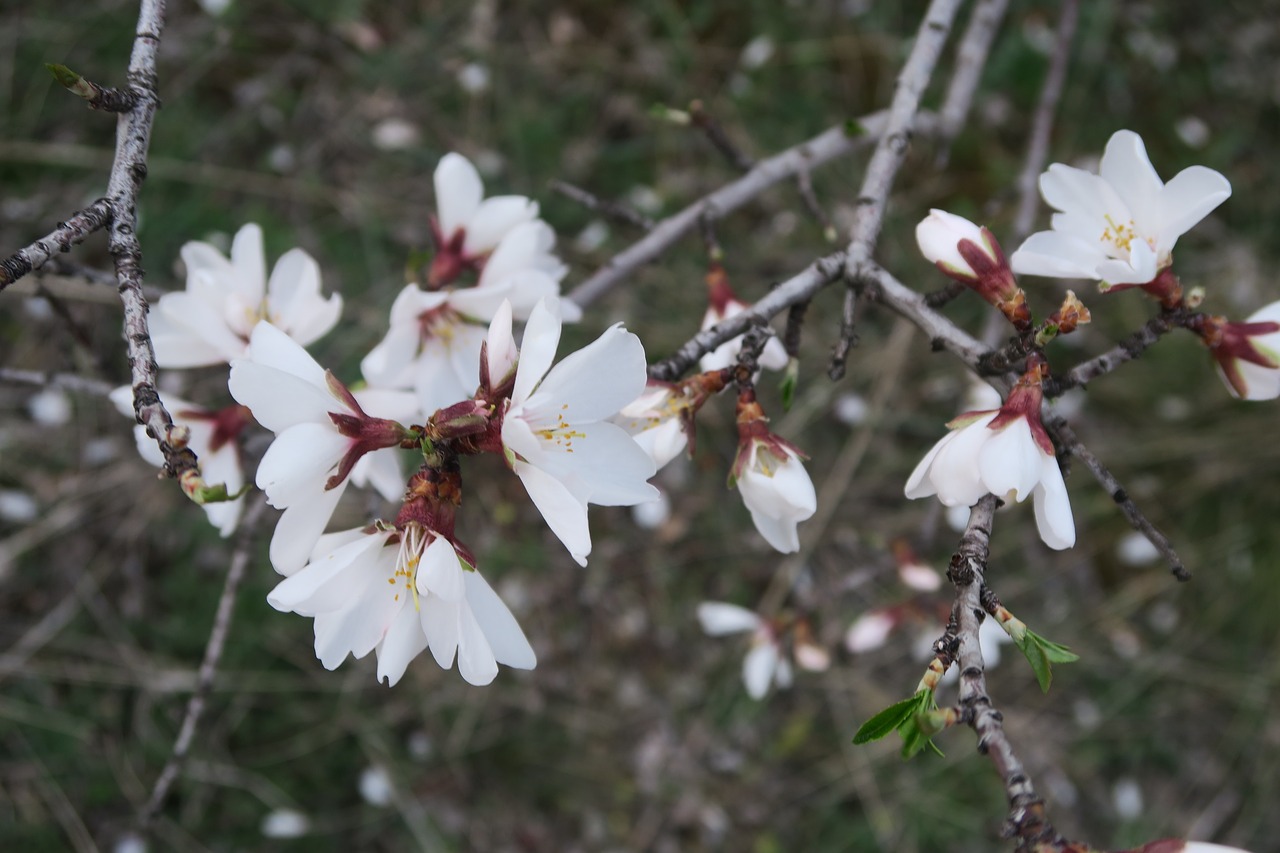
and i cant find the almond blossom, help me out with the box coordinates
[109,387,249,536]
[1009,129,1231,291]
[1197,300,1280,400]
[696,602,792,700]
[496,300,658,566]
[731,392,817,553]
[916,209,1030,328]
[362,221,580,417]
[149,223,342,367]
[428,152,540,287]
[228,322,418,574]
[611,372,728,471]
[904,356,1074,550]
[267,520,535,686]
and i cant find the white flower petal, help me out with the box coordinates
[268,482,347,576]
[1009,231,1104,279]
[977,418,1042,503]
[463,196,539,255]
[462,570,536,669]
[421,594,460,670]
[1099,130,1163,230]
[512,459,592,566]
[417,536,466,602]
[434,153,483,239]
[697,602,761,636]
[742,642,777,700]
[511,299,562,404]
[376,600,428,686]
[455,604,500,686]
[1154,165,1231,255]
[228,362,337,434]
[254,422,349,507]
[1032,455,1075,550]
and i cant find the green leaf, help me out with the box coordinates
[779,362,798,411]
[189,481,250,505]
[1011,629,1080,693]
[45,63,81,88]
[854,689,943,758]
[852,692,921,744]
[844,118,866,136]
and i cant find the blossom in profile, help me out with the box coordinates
[267,521,535,687]
[916,209,1029,328]
[428,152,540,287]
[611,372,728,471]
[228,322,418,574]
[1010,129,1231,291]
[731,392,816,553]
[150,223,342,367]
[696,602,792,700]
[109,387,249,536]
[497,300,658,566]
[904,355,1075,550]
[1198,300,1280,400]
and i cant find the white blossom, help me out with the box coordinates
[1206,300,1280,400]
[731,427,817,554]
[698,297,788,373]
[228,322,416,574]
[150,223,341,367]
[268,523,535,687]
[109,387,246,536]
[696,602,792,700]
[904,406,1074,551]
[1010,130,1231,289]
[498,300,658,566]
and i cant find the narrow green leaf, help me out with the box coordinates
[779,362,798,411]
[46,63,80,88]
[853,692,921,744]
[844,118,866,136]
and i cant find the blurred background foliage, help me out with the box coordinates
[2,0,1280,850]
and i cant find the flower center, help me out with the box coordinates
[389,524,428,610]
[534,406,585,452]
[1099,214,1152,258]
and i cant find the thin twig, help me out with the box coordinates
[936,0,1012,163]
[1045,415,1190,581]
[568,109,936,309]
[0,367,114,396]
[137,496,268,830]
[1011,0,1080,241]
[835,0,966,377]
[0,198,112,291]
[547,179,655,231]
[949,495,1066,849]
[689,99,755,172]
[1053,308,1186,393]
[34,282,112,373]
[793,166,836,241]
[648,255,991,382]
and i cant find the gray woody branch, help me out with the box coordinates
[0,0,199,482]
[950,495,1068,850]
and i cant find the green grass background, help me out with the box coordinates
[2,1,1279,850]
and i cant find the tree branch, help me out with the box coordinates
[935,0,1012,161]
[0,199,112,291]
[137,496,267,830]
[568,109,936,309]
[107,0,199,483]
[1044,415,1190,581]
[950,495,1067,850]
[835,0,967,375]
[1011,0,1079,241]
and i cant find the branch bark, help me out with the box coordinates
[950,495,1066,850]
